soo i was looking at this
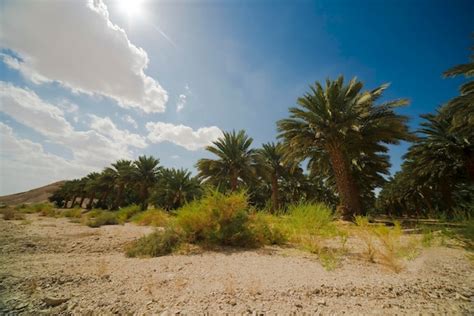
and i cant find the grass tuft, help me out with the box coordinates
[131,209,169,227]
[85,210,119,228]
[126,228,183,257]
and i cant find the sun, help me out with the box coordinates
[117,0,145,18]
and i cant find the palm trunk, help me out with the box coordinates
[113,183,125,210]
[230,169,238,192]
[140,185,148,211]
[79,195,86,208]
[87,192,96,210]
[70,195,77,208]
[98,190,110,209]
[271,173,279,212]
[327,143,361,220]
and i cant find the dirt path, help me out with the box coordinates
[1,215,473,315]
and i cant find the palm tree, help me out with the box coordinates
[197,130,257,191]
[84,172,100,209]
[278,76,412,219]
[95,169,116,209]
[443,48,474,180]
[153,168,202,210]
[134,155,161,210]
[443,47,473,136]
[107,160,135,210]
[256,142,287,211]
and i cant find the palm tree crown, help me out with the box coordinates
[197,130,256,191]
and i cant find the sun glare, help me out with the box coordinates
[118,0,145,18]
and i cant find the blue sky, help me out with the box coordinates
[0,0,472,195]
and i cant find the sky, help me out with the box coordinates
[0,0,473,195]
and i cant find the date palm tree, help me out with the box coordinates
[443,46,473,136]
[107,160,135,210]
[256,142,287,211]
[153,168,202,210]
[134,155,161,210]
[197,130,257,192]
[278,76,412,219]
[84,172,100,209]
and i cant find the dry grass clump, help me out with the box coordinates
[276,203,344,270]
[354,216,414,272]
[131,209,169,227]
[1,208,25,220]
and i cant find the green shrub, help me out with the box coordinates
[116,204,142,223]
[176,190,259,247]
[63,207,82,218]
[126,228,183,257]
[85,211,119,228]
[284,203,337,236]
[248,212,287,245]
[131,209,169,227]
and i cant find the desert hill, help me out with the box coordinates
[0,181,65,205]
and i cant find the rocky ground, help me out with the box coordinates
[0,214,473,315]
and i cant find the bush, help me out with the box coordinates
[126,228,183,257]
[131,209,169,227]
[176,190,260,247]
[1,208,25,220]
[63,207,82,218]
[284,203,337,237]
[248,212,287,245]
[85,210,119,228]
[116,204,142,224]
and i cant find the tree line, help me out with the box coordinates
[51,47,473,220]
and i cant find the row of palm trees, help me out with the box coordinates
[51,47,472,219]
[377,49,473,218]
[50,156,163,211]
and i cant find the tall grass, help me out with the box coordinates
[116,204,142,224]
[131,209,169,227]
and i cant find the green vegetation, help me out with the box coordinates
[131,209,169,227]
[34,43,473,269]
[84,210,119,228]
[126,228,182,257]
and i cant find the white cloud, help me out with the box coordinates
[0,0,168,113]
[57,99,79,114]
[146,121,222,151]
[0,122,90,195]
[89,114,147,148]
[176,94,187,112]
[0,82,144,168]
[176,84,191,112]
[122,114,138,129]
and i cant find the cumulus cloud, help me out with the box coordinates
[176,84,191,112]
[0,82,145,168]
[89,114,147,148]
[176,94,187,112]
[0,122,90,195]
[122,114,138,129]
[146,121,222,151]
[0,0,168,113]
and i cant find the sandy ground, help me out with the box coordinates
[0,214,473,315]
